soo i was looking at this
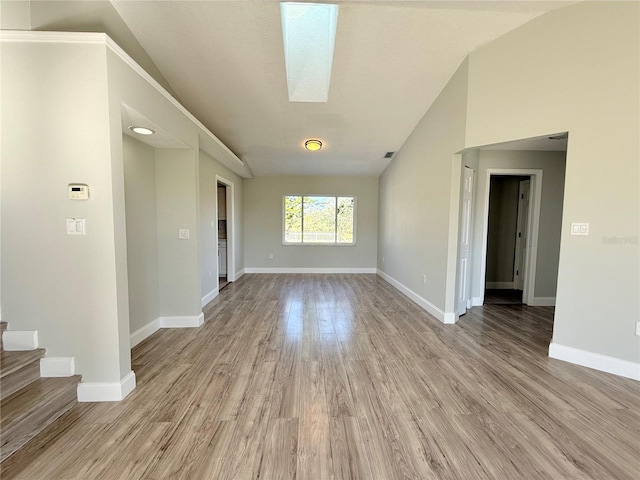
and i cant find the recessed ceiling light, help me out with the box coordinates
[129,126,155,135]
[305,139,323,151]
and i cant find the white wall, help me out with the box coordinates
[244,176,378,270]
[155,149,202,317]
[1,41,127,383]
[465,2,639,364]
[471,151,566,301]
[123,135,159,333]
[199,149,244,302]
[378,59,468,313]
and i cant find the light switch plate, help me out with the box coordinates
[570,222,589,235]
[66,218,85,235]
[179,229,190,239]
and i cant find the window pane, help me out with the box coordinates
[337,197,354,243]
[284,196,302,243]
[303,196,336,243]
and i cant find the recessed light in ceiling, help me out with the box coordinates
[281,2,338,102]
[129,126,155,135]
[305,139,323,151]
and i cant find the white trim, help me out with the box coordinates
[486,281,515,290]
[202,288,219,307]
[40,357,75,377]
[77,371,136,402]
[2,330,38,350]
[130,318,162,348]
[549,343,640,381]
[0,31,251,178]
[235,269,245,280]
[377,270,456,324]
[478,169,543,306]
[159,313,204,328]
[471,296,483,307]
[245,267,376,274]
[216,175,236,282]
[530,296,556,306]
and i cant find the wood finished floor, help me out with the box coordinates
[2,274,639,479]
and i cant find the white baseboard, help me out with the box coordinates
[486,282,514,289]
[471,297,483,307]
[235,268,245,279]
[130,313,205,348]
[40,357,75,377]
[529,296,556,306]
[244,267,377,274]
[549,343,640,381]
[3,330,38,350]
[159,313,204,328]
[77,371,136,402]
[130,318,161,348]
[201,288,219,308]
[376,269,455,324]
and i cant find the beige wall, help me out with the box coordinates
[378,59,469,314]
[1,42,127,383]
[244,176,378,269]
[471,151,566,301]
[123,135,159,334]
[465,2,638,362]
[199,149,244,301]
[380,1,638,365]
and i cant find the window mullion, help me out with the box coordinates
[301,196,305,244]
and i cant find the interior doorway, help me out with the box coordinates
[484,175,531,305]
[216,175,235,290]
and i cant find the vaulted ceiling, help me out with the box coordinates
[24,1,575,176]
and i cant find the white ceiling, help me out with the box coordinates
[32,1,577,176]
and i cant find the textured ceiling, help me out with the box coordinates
[30,1,576,176]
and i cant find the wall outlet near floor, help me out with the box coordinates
[382,256,385,263]
[208,270,212,278]
[422,274,427,285]
[636,322,640,336]
[268,253,274,259]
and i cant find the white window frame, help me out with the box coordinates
[282,194,357,246]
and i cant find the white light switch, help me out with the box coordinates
[570,222,589,236]
[179,229,190,239]
[66,218,85,235]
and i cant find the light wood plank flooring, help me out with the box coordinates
[2,274,639,479]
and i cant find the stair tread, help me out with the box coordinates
[1,376,80,431]
[0,349,45,379]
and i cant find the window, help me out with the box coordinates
[284,195,355,245]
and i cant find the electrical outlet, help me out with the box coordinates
[636,322,640,336]
[269,253,274,259]
[422,274,427,285]
[208,270,212,278]
[382,256,385,263]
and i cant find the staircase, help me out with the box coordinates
[0,322,81,462]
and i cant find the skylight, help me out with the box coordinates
[280,2,338,102]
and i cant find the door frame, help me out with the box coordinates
[215,175,236,282]
[456,166,475,317]
[478,169,543,305]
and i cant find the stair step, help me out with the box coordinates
[0,375,80,462]
[0,350,45,401]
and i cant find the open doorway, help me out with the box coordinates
[217,182,228,290]
[216,175,235,291]
[484,175,531,305]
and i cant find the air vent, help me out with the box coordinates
[384,151,395,158]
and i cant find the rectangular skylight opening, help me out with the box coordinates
[281,2,338,103]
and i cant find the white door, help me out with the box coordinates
[513,179,530,291]
[457,167,474,315]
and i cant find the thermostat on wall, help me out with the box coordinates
[68,183,89,200]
